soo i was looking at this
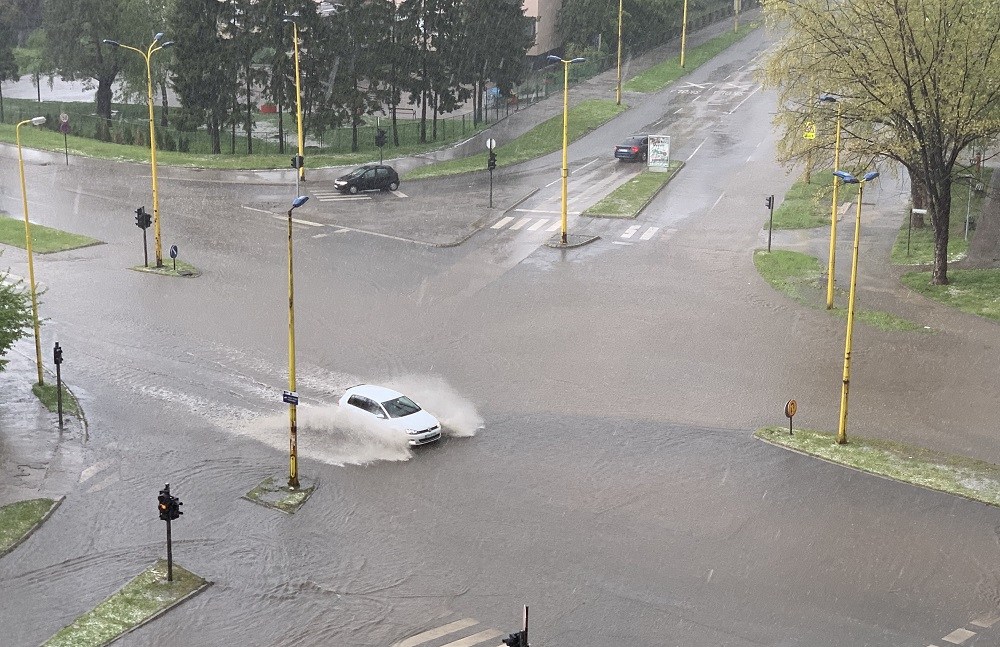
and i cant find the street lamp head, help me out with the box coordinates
[833,170,858,183]
[30,116,46,126]
[546,55,562,63]
[160,41,174,49]
[818,93,838,103]
[153,32,164,43]
[291,196,309,209]
[861,171,879,182]
[102,39,121,48]
[570,57,586,64]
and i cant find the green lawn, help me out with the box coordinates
[407,99,627,179]
[32,382,81,418]
[623,23,758,93]
[0,213,102,253]
[902,269,1000,321]
[584,164,682,218]
[0,498,58,556]
[767,171,861,230]
[757,426,1000,507]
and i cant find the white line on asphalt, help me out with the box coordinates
[544,177,560,188]
[242,206,273,214]
[728,85,762,114]
[312,233,328,238]
[317,196,369,201]
[712,192,725,210]
[80,459,115,483]
[510,217,532,230]
[674,107,683,114]
[640,226,659,240]
[972,613,1000,628]
[941,628,976,644]
[439,629,502,647]
[392,190,408,198]
[574,158,600,173]
[491,216,514,229]
[612,241,633,245]
[528,218,548,231]
[686,138,706,162]
[622,225,641,239]
[547,221,561,232]
[514,208,581,215]
[270,214,324,227]
[319,225,435,246]
[392,619,479,647]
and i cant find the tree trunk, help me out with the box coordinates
[0,84,4,122]
[929,176,952,285]
[910,172,927,228]
[351,77,359,153]
[95,75,115,141]
[159,80,169,128]
[210,115,221,154]
[246,74,252,154]
[34,71,39,102]
[278,97,285,155]
[432,90,438,140]
[391,102,398,147]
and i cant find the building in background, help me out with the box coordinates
[524,0,563,57]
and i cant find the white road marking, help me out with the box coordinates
[510,217,532,230]
[491,216,514,229]
[316,195,369,202]
[728,85,762,114]
[241,205,274,215]
[972,613,1000,628]
[514,208,581,215]
[612,241,633,245]
[687,138,707,162]
[712,192,725,209]
[639,226,659,240]
[439,629,502,647]
[392,190,408,198]
[80,459,114,483]
[681,81,711,89]
[528,218,548,231]
[393,619,479,647]
[312,233,328,238]
[546,221,561,232]
[621,225,641,239]
[269,214,324,227]
[941,628,976,644]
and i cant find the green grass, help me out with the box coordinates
[43,559,209,647]
[407,99,627,179]
[756,426,1000,507]
[32,382,81,418]
[623,23,758,93]
[0,498,58,556]
[891,168,993,265]
[243,476,316,514]
[754,249,925,331]
[767,171,860,230]
[583,164,682,218]
[901,269,1000,320]
[132,258,201,278]
[0,213,102,254]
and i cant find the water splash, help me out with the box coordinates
[383,374,484,438]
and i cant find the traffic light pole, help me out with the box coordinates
[165,513,173,582]
[766,194,775,252]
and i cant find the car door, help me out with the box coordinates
[362,169,377,191]
[375,167,389,190]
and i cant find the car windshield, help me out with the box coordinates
[381,396,421,418]
[346,167,371,179]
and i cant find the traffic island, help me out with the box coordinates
[131,259,200,278]
[756,426,1000,507]
[544,233,600,248]
[42,559,210,647]
[583,163,684,219]
[244,475,317,514]
[0,497,63,558]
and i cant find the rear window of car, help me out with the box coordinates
[382,396,421,418]
[624,137,645,145]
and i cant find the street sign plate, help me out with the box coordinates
[59,113,69,123]
[486,138,497,150]
[169,244,178,259]
[282,390,299,405]
[59,121,70,134]
[784,399,797,418]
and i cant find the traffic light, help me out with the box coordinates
[765,195,774,210]
[501,631,523,647]
[488,151,497,171]
[169,496,183,520]
[290,154,304,169]
[375,128,387,148]
[158,489,171,521]
[53,342,63,366]
[135,206,152,229]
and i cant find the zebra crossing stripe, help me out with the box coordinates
[438,629,502,647]
[393,618,479,647]
[640,226,660,240]
[510,217,532,230]
[546,221,561,232]
[528,218,548,231]
[491,216,514,229]
[622,225,641,239]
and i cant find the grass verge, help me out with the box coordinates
[901,269,1000,321]
[753,249,925,331]
[406,99,627,180]
[890,168,993,265]
[0,213,103,254]
[623,23,758,93]
[756,426,1000,507]
[42,559,209,647]
[766,171,860,230]
[0,498,59,557]
[132,259,201,278]
[583,163,683,218]
[244,476,317,514]
[32,382,82,418]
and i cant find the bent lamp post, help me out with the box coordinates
[286,195,308,488]
[546,55,586,246]
[16,116,47,385]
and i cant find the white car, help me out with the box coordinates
[338,384,442,446]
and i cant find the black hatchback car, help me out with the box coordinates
[614,135,649,162]
[334,164,401,194]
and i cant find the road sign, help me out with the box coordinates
[283,390,299,405]
[59,121,70,134]
[784,399,797,418]
[648,135,671,171]
[485,138,497,150]
[59,113,69,123]
[803,122,816,139]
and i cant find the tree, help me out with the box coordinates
[460,0,533,125]
[13,29,53,105]
[0,269,32,373]
[0,20,18,122]
[761,0,1000,285]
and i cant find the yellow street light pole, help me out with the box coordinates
[834,170,879,444]
[680,0,689,68]
[819,94,844,309]
[284,16,306,185]
[547,55,585,245]
[286,195,308,489]
[103,34,174,268]
[16,116,47,386]
[615,0,624,105]
[734,0,740,33]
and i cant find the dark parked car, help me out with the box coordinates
[334,164,400,194]
[614,135,649,162]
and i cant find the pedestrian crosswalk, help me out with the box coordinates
[490,215,662,242]
[392,617,504,647]
[310,189,408,202]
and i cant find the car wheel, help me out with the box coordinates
[349,185,358,194]
[388,181,399,191]
[640,152,648,163]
